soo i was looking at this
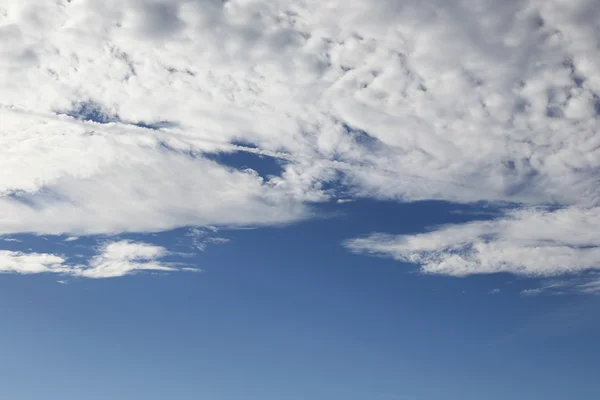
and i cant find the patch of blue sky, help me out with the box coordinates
[58,100,178,130]
[1,198,599,400]
[204,148,285,179]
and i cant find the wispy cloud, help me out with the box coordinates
[345,206,600,284]
[345,207,600,294]
[1,238,22,243]
[185,227,231,251]
[520,274,600,296]
[72,240,175,279]
[0,240,198,279]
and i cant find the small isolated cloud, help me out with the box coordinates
[181,267,203,273]
[0,250,69,275]
[72,240,174,279]
[1,237,22,242]
[521,288,545,296]
[186,227,231,251]
[0,240,199,279]
[64,236,78,242]
[205,237,231,245]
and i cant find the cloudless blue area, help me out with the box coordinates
[1,153,599,400]
[206,149,284,178]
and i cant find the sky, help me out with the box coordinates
[1,0,600,399]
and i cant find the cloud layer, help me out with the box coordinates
[1,0,600,282]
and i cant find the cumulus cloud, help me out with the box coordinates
[1,0,600,284]
[0,240,198,279]
[0,250,69,275]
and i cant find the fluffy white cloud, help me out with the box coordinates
[345,206,600,277]
[0,110,312,235]
[0,240,199,279]
[1,0,600,282]
[0,250,68,274]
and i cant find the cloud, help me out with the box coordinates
[0,110,313,235]
[185,227,231,251]
[519,274,600,296]
[71,240,175,278]
[0,250,69,274]
[521,288,545,296]
[345,206,600,277]
[0,240,197,279]
[1,0,600,284]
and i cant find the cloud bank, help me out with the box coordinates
[1,0,600,283]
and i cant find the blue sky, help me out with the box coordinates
[1,195,600,399]
[2,0,600,399]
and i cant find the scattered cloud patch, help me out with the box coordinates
[520,273,600,296]
[345,207,600,277]
[521,288,545,296]
[0,240,198,279]
[186,227,231,251]
[72,240,174,279]
[0,250,68,275]
[181,267,203,273]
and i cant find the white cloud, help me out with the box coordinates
[0,240,198,279]
[1,0,600,284]
[0,109,314,235]
[181,267,203,273]
[0,250,68,274]
[345,206,600,277]
[72,240,175,278]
